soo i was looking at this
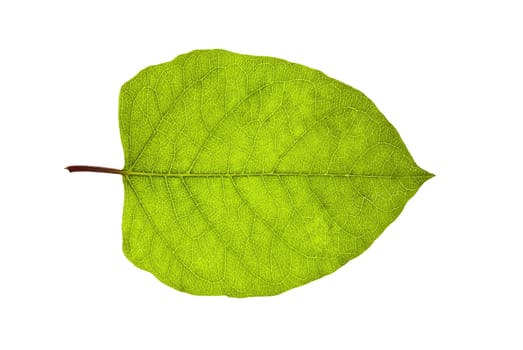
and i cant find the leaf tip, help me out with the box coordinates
[420,169,435,184]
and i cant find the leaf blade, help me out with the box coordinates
[119,49,432,297]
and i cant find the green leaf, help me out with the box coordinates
[117,49,432,297]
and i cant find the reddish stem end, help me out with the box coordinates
[65,165,125,175]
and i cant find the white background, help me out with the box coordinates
[1,1,522,349]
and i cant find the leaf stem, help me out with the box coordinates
[65,165,126,175]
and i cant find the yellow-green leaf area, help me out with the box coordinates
[118,49,432,297]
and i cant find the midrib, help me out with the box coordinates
[124,171,432,179]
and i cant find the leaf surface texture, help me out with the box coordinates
[119,49,432,297]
